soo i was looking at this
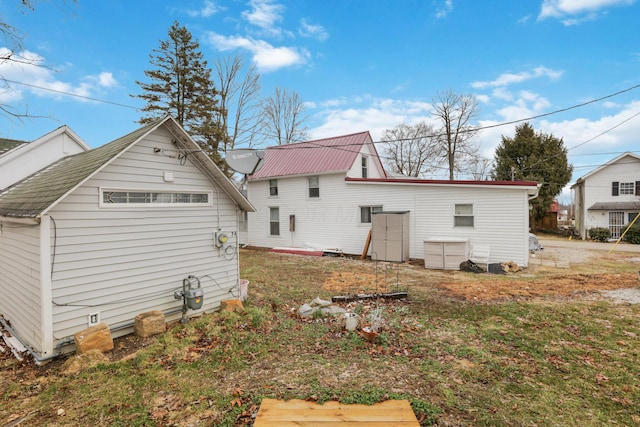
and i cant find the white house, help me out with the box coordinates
[246,131,539,268]
[0,116,254,361]
[0,126,90,190]
[571,152,640,240]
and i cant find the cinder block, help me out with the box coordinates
[74,322,114,354]
[134,310,166,338]
[220,299,245,313]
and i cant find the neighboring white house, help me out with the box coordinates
[571,152,640,240]
[0,116,254,361]
[0,126,90,190]
[246,131,539,268]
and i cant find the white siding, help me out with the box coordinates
[0,128,88,189]
[346,142,385,179]
[0,222,44,352]
[580,156,640,237]
[48,127,240,346]
[247,174,531,266]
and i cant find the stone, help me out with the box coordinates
[134,310,166,338]
[220,299,245,313]
[74,322,113,354]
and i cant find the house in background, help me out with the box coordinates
[245,131,539,268]
[0,126,90,190]
[0,116,254,361]
[572,152,640,240]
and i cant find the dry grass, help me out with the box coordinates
[1,247,640,426]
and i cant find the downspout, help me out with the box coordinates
[40,214,54,358]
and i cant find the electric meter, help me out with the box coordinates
[215,230,229,248]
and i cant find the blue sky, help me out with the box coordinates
[1,0,639,195]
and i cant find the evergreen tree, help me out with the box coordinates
[492,122,573,221]
[134,21,225,167]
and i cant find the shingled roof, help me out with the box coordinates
[0,138,28,157]
[0,116,254,221]
[250,131,375,180]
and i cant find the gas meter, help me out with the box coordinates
[174,275,204,323]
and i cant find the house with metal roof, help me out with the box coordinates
[0,126,90,190]
[0,115,254,361]
[245,131,539,268]
[571,152,640,240]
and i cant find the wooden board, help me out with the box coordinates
[253,399,420,426]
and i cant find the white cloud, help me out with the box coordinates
[0,48,118,103]
[471,66,563,89]
[538,0,636,24]
[206,32,308,71]
[242,0,284,36]
[187,0,223,17]
[299,18,328,41]
[435,0,454,19]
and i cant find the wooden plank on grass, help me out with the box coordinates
[253,399,420,426]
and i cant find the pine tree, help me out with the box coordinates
[492,122,573,221]
[134,21,225,166]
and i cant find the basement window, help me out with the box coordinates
[100,189,212,207]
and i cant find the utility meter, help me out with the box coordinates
[185,287,204,310]
[215,230,229,248]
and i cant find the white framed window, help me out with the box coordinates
[100,189,212,207]
[238,210,248,232]
[269,207,280,236]
[308,176,319,198]
[360,205,383,223]
[269,179,278,196]
[620,182,634,195]
[362,156,368,178]
[454,204,474,227]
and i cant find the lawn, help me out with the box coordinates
[1,248,639,426]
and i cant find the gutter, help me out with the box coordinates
[528,183,542,201]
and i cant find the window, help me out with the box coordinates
[362,156,368,178]
[308,176,319,198]
[101,190,210,207]
[629,212,639,224]
[269,207,280,236]
[454,204,474,227]
[238,211,248,232]
[360,205,383,223]
[269,179,278,196]
[620,182,634,195]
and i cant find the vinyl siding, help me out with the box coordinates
[48,127,240,344]
[581,155,640,235]
[247,174,531,266]
[0,222,43,351]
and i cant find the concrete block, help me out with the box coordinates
[74,322,113,354]
[134,310,166,338]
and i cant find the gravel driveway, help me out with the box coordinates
[537,238,640,303]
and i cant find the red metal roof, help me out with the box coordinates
[250,131,373,179]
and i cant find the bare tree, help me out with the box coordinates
[212,54,262,152]
[466,156,493,180]
[382,122,442,177]
[431,90,480,180]
[261,87,308,145]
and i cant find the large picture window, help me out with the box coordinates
[101,189,211,207]
[454,204,474,227]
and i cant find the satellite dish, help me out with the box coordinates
[225,149,265,174]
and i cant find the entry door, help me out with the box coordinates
[609,211,624,239]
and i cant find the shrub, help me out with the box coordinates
[588,227,611,242]
[622,224,640,244]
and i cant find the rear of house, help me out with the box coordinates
[0,117,254,360]
[572,152,640,240]
[245,132,539,268]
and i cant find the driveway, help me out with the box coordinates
[539,238,640,254]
